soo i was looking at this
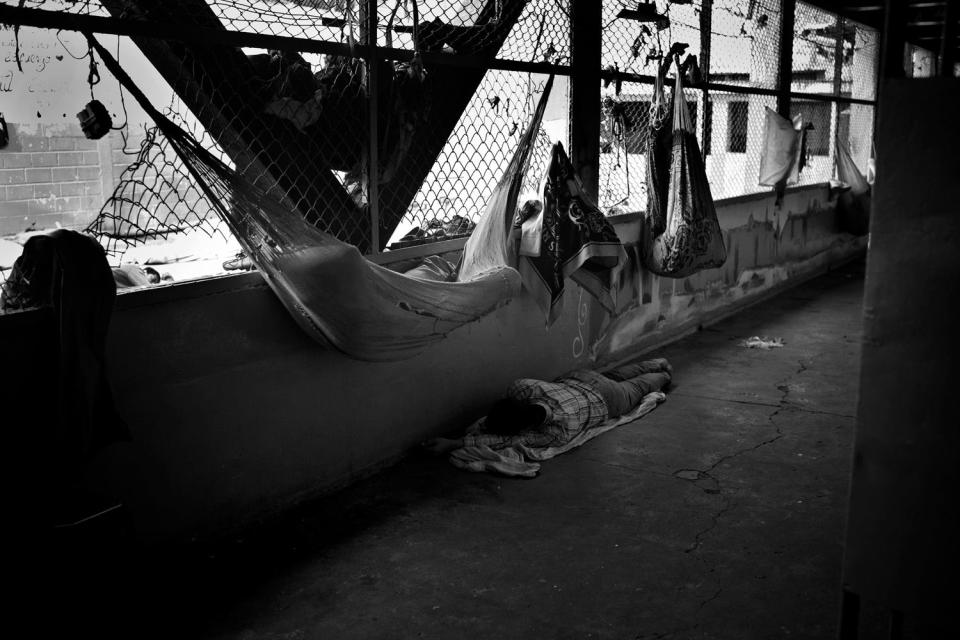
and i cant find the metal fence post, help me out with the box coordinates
[366,0,380,255]
[569,0,602,203]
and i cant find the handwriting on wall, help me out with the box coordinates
[0,26,158,125]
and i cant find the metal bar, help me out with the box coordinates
[837,589,860,640]
[2,1,883,105]
[881,0,908,77]
[889,609,904,640]
[597,65,876,105]
[835,16,846,96]
[367,236,469,265]
[778,0,797,117]
[366,0,380,255]
[700,0,713,152]
[569,0,602,202]
[832,15,845,165]
[0,4,571,76]
[939,0,958,76]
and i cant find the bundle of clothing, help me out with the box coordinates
[835,142,871,236]
[517,142,628,325]
[642,57,727,278]
[1,230,128,480]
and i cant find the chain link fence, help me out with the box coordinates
[710,0,783,89]
[2,0,571,268]
[384,69,559,250]
[1,0,881,287]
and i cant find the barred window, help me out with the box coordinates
[727,101,748,153]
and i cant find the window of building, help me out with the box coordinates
[727,101,748,153]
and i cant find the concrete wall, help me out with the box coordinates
[0,184,864,543]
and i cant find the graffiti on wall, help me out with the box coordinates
[581,195,864,360]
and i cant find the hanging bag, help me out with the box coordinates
[643,63,673,239]
[643,59,727,278]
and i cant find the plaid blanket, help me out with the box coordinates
[448,391,666,477]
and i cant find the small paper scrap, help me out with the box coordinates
[740,336,785,350]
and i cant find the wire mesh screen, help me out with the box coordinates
[709,0,782,89]
[6,1,567,61]
[384,70,560,250]
[375,0,571,63]
[789,98,833,186]
[839,101,874,177]
[601,0,705,78]
[86,113,233,263]
[598,81,653,215]
[844,19,878,102]
[89,36,374,255]
[791,1,838,95]
[597,78,705,216]
[702,90,775,199]
[1,0,882,281]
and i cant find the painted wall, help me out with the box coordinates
[0,183,864,543]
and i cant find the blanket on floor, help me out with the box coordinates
[448,391,666,477]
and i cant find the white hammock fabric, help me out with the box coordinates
[90,34,557,361]
[265,77,554,360]
[92,26,555,361]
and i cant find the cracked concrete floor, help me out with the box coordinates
[65,261,866,639]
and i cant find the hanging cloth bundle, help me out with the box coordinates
[835,142,871,236]
[642,58,726,278]
[758,107,802,188]
[516,142,628,326]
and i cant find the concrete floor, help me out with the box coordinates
[43,261,869,639]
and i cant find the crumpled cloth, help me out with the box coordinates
[739,336,785,350]
[1,229,128,473]
[448,391,666,477]
[517,142,628,325]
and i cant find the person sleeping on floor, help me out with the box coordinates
[422,358,673,477]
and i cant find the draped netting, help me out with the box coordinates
[89,33,553,360]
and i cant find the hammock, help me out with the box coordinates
[90,35,552,361]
